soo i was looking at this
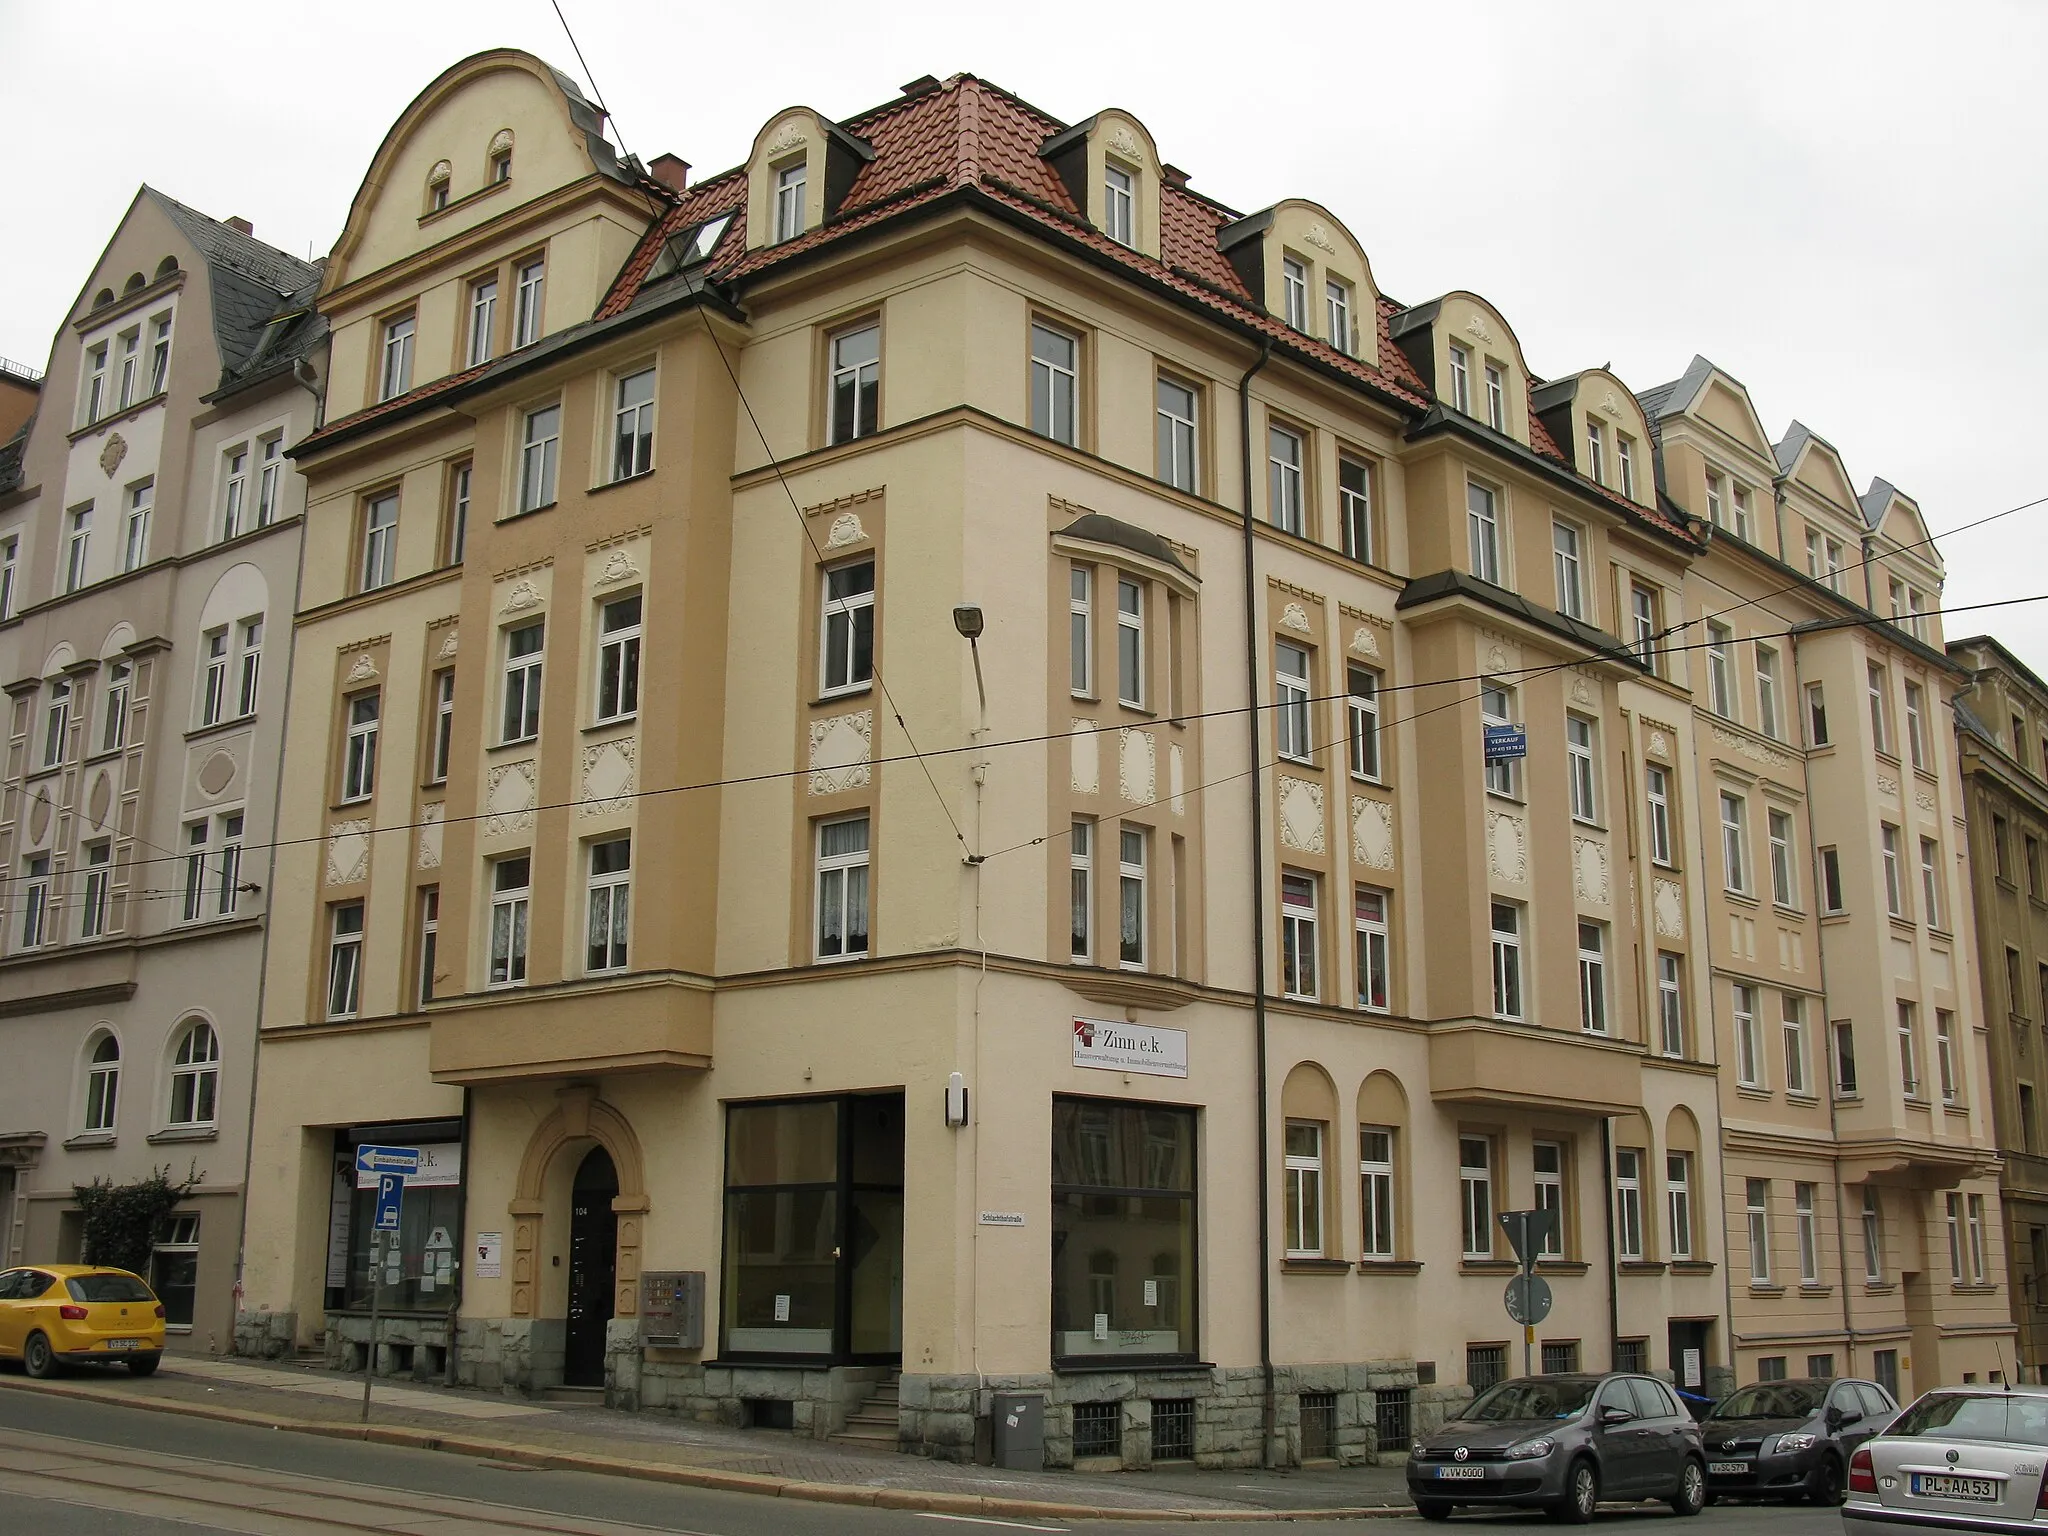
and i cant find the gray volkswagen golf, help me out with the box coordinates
[1407,1372,1707,1522]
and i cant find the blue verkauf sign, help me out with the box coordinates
[1483,724,1528,762]
[355,1144,421,1177]
[373,1172,404,1232]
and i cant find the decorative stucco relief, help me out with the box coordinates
[417,803,443,870]
[1573,835,1610,906]
[807,712,870,795]
[1597,389,1625,418]
[596,549,640,587]
[196,748,238,799]
[1169,743,1185,816]
[1465,314,1493,342]
[1487,809,1528,885]
[825,512,865,549]
[1277,775,1325,854]
[344,653,378,685]
[1352,796,1395,870]
[1711,724,1790,770]
[1653,877,1685,939]
[765,120,808,155]
[500,580,544,616]
[581,738,637,815]
[1648,729,1671,761]
[327,819,370,886]
[435,627,458,661]
[1119,727,1155,804]
[1302,222,1338,254]
[1915,789,1937,813]
[85,770,114,832]
[99,434,127,477]
[484,760,538,838]
[1070,719,1099,795]
[1876,775,1900,798]
[1280,602,1312,634]
[1570,673,1594,707]
[1106,124,1143,160]
[1350,626,1381,659]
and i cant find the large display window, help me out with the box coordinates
[1051,1096,1198,1364]
[327,1122,464,1313]
[720,1092,903,1361]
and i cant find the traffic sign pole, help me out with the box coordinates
[355,1150,417,1422]
[361,1228,381,1421]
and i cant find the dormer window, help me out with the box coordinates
[1325,279,1352,354]
[1447,344,1471,414]
[1617,434,1636,499]
[491,148,512,184]
[1484,362,1505,431]
[1585,420,1606,484]
[1104,163,1135,247]
[774,161,807,242]
[1281,257,1308,331]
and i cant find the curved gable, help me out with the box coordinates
[1536,368,1653,504]
[1393,292,1532,441]
[326,50,622,292]
[1041,108,1164,259]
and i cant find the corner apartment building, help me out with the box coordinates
[1950,636,2048,1375]
[0,189,323,1350]
[236,51,2004,1463]
[1642,365,2007,1395]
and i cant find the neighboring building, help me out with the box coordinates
[235,55,2007,1463]
[1643,364,2006,1397]
[0,357,40,443]
[1950,635,2048,1377]
[0,189,323,1353]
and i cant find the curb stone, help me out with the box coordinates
[0,1374,1416,1522]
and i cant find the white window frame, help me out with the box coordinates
[1029,322,1079,446]
[1482,682,1518,798]
[1324,277,1351,352]
[0,535,16,619]
[1862,1187,1883,1281]
[1834,1019,1860,1097]
[1898,1001,1920,1098]
[220,445,251,542]
[1905,680,1928,770]
[518,403,560,512]
[379,313,414,401]
[1156,376,1198,493]
[1460,1136,1493,1259]
[41,679,70,768]
[430,668,455,784]
[1281,257,1309,331]
[199,627,230,727]
[1795,1183,1819,1284]
[1577,921,1607,1034]
[1783,994,1808,1095]
[1347,665,1381,781]
[148,314,171,395]
[417,887,439,1008]
[1268,425,1304,535]
[1483,360,1505,431]
[1646,765,1673,866]
[1490,902,1522,1021]
[167,1022,219,1129]
[1617,434,1635,499]
[612,366,656,479]
[1756,645,1781,738]
[1666,1153,1693,1260]
[468,276,498,366]
[1118,826,1147,970]
[100,661,130,754]
[1769,808,1798,908]
[1721,791,1750,893]
[327,903,364,1019]
[1069,566,1093,696]
[1070,819,1092,962]
[513,257,546,347]
[83,1033,119,1131]
[774,161,807,242]
[827,324,880,446]
[360,492,397,591]
[1466,480,1500,583]
[1921,837,1943,929]
[1630,583,1658,666]
[1706,622,1734,717]
[1274,641,1311,761]
[1102,162,1135,247]
[65,504,92,592]
[256,433,284,527]
[820,558,876,698]
[1360,1126,1395,1259]
[1614,1148,1643,1260]
[1658,952,1684,1058]
[489,855,532,987]
[446,462,471,565]
[1966,1193,1987,1283]
[1339,455,1373,563]
[501,622,544,744]
[84,342,108,423]
[1806,682,1829,746]
[1882,823,1905,918]
[585,837,632,974]
[1868,663,1891,754]
[1747,1178,1771,1283]
[341,690,379,802]
[1283,1120,1324,1258]
[594,593,642,723]
[1936,1010,1959,1104]
[1552,518,1584,619]
[19,855,49,949]
[1566,714,1598,823]
[1355,886,1390,1012]
[1280,871,1318,1001]
[123,480,153,571]
[1734,983,1761,1088]
[1447,343,1471,414]
[1584,418,1606,484]
[815,815,871,962]
[1533,1140,1565,1258]
[234,618,263,719]
[1117,577,1144,708]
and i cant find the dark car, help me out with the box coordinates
[1700,1376,1897,1505]
[1407,1372,1707,1522]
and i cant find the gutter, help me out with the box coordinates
[1237,339,1276,1467]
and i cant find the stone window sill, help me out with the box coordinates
[147,1126,217,1145]
[1356,1260,1421,1275]
[1282,1258,1352,1276]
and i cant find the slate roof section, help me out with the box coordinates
[1058,512,1195,578]
[208,270,329,404]
[1635,354,1716,426]
[1860,475,1908,533]
[146,188,318,295]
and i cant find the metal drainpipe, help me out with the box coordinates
[1237,340,1276,1467]
[445,1085,472,1387]
[1601,1118,1621,1367]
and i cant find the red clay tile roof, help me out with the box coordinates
[296,360,494,454]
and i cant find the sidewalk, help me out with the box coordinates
[0,1353,1416,1523]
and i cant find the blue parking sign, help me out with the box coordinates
[373,1172,404,1232]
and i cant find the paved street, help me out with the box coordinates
[0,1387,1850,1535]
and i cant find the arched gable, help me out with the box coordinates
[744,106,875,249]
[1280,1059,1339,1123]
[1533,366,1654,503]
[325,50,625,292]
[199,562,268,633]
[1693,375,1775,465]
[1390,291,1533,441]
[98,622,137,661]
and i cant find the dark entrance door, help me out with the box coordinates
[1668,1318,1713,1397]
[564,1146,618,1388]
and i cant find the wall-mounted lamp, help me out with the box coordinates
[953,604,989,735]
[944,1070,970,1128]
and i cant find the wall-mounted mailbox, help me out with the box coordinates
[641,1270,704,1349]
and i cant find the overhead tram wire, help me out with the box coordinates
[4,583,2043,912]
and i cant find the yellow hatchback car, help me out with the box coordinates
[0,1265,166,1377]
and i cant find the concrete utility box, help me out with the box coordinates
[640,1271,704,1349]
[992,1391,1045,1470]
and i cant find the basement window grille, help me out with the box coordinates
[1151,1397,1195,1461]
[1300,1391,1336,1461]
[1374,1387,1412,1450]
[1072,1401,1120,1459]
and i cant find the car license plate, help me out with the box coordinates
[1437,1467,1485,1480]
[1911,1474,1998,1501]
[1709,1462,1749,1476]
[103,1338,139,1351]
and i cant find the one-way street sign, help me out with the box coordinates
[355,1145,421,1177]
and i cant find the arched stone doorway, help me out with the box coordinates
[508,1085,648,1354]
[564,1146,618,1387]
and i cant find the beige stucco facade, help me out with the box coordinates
[0,189,322,1353]
[233,55,2009,1466]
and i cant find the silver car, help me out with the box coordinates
[1844,1386,2048,1536]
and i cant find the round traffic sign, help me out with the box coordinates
[1505,1273,1553,1325]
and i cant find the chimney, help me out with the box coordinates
[225,216,254,236]
[649,154,690,192]
[1161,164,1191,189]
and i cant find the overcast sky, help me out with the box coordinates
[4,1,2043,671]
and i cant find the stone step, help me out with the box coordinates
[831,1422,899,1444]
[540,1385,606,1404]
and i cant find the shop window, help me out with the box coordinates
[331,1130,464,1312]
[1051,1098,1196,1364]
